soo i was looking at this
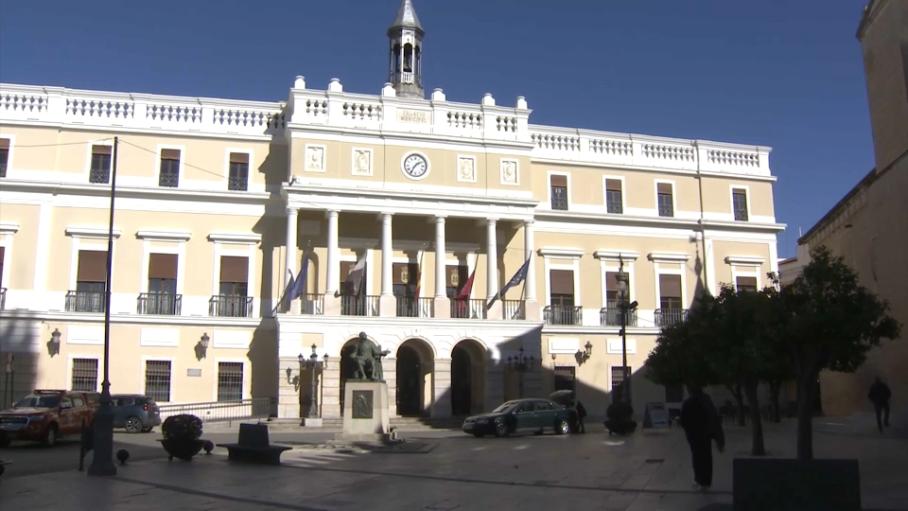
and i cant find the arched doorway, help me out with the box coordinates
[451,339,486,416]
[396,339,434,417]
[338,338,362,413]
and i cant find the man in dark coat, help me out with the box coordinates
[868,377,892,433]
[680,386,724,491]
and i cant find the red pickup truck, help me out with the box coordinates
[0,390,96,446]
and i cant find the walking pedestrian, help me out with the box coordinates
[575,400,587,433]
[868,377,892,433]
[680,386,724,491]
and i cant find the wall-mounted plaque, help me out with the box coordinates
[187,368,202,377]
[352,390,374,419]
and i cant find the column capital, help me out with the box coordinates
[485,217,499,225]
[325,209,339,217]
[286,207,299,215]
[434,215,447,223]
[523,219,535,226]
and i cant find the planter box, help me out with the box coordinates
[733,458,860,511]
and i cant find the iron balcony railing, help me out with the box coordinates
[544,305,583,326]
[600,301,638,327]
[209,295,253,317]
[502,299,525,320]
[395,297,435,318]
[0,287,5,310]
[655,308,687,327]
[65,290,105,313]
[450,298,487,319]
[301,293,324,315]
[341,294,379,317]
[137,292,182,315]
[157,397,273,423]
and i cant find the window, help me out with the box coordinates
[145,360,171,402]
[659,274,682,310]
[144,253,179,315]
[217,362,243,402]
[0,138,9,177]
[550,175,568,210]
[606,179,623,214]
[611,366,631,403]
[71,358,98,392]
[732,188,749,221]
[228,152,249,191]
[217,256,250,317]
[158,149,180,187]
[393,262,419,317]
[657,183,674,217]
[90,145,112,184]
[547,269,577,325]
[445,265,469,299]
[553,366,576,392]
[70,250,107,312]
[736,275,758,292]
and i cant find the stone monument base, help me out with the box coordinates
[336,380,390,442]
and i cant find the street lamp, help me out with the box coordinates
[298,344,329,424]
[615,256,638,407]
[507,346,536,398]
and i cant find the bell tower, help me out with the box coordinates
[387,0,424,98]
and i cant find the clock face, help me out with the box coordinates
[402,153,429,179]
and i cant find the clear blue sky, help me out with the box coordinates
[0,0,874,258]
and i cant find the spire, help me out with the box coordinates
[386,0,425,98]
[388,0,423,35]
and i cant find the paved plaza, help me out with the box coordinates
[1,415,906,510]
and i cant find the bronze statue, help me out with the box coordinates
[349,332,389,381]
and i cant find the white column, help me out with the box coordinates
[285,208,298,289]
[381,213,393,297]
[326,210,339,295]
[486,219,498,300]
[524,220,536,301]
[435,216,446,298]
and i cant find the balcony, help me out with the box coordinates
[502,300,525,320]
[450,298,487,319]
[600,301,638,327]
[65,290,105,313]
[655,308,687,327]
[137,292,182,315]
[544,305,583,326]
[209,295,253,318]
[395,297,434,318]
[341,295,379,317]
[301,293,324,315]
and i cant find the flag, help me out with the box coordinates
[288,258,307,301]
[455,267,476,300]
[344,254,367,296]
[274,269,296,313]
[486,257,530,309]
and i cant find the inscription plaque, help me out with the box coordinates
[352,390,374,419]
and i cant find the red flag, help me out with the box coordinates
[455,268,476,300]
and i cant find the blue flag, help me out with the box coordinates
[486,257,530,309]
[288,258,307,301]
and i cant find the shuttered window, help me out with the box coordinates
[732,188,749,221]
[659,274,682,309]
[145,360,171,402]
[159,149,181,187]
[217,362,243,402]
[606,179,623,214]
[0,138,9,178]
[90,145,112,184]
[71,358,98,392]
[148,253,177,294]
[657,182,674,217]
[219,256,248,297]
[78,250,108,283]
[736,276,758,292]
[228,152,249,191]
[550,174,568,210]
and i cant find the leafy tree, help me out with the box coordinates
[782,247,900,460]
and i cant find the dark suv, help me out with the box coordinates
[0,390,95,446]
[111,394,161,433]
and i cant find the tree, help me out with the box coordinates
[783,247,900,460]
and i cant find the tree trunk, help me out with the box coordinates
[744,381,766,456]
[796,371,817,460]
[769,380,782,423]
[732,384,746,426]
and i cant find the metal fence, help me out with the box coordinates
[655,308,687,327]
[341,295,379,316]
[157,397,273,423]
[544,305,583,325]
[209,294,253,317]
[502,300,525,320]
[301,293,324,315]
[65,290,105,312]
[450,298,487,319]
[600,302,638,326]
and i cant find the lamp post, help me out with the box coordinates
[507,346,536,398]
[615,256,638,407]
[298,344,328,424]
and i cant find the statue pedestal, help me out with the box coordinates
[337,380,390,442]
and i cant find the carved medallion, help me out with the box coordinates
[352,390,374,419]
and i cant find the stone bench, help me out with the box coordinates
[218,423,291,465]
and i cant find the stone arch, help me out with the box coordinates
[396,338,434,417]
[451,338,486,416]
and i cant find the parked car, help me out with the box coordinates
[462,398,576,438]
[111,394,161,433]
[0,390,96,447]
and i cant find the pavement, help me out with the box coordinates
[1,415,907,510]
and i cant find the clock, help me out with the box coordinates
[402,152,429,179]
